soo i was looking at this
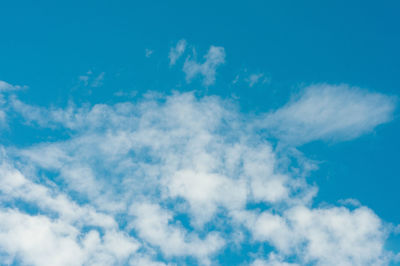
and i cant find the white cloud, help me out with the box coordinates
[164,169,247,227]
[0,206,139,266]
[169,39,187,65]
[0,159,116,228]
[242,205,389,265]
[251,253,299,266]
[338,198,362,207]
[0,80,27,92]
[231,70,271,87]
[0,209,85,266]
[91,72,105,87]
[246,73,266,87]
[78,71,105,88]
[0,147,143,265]
[130,202,225,264]
[2,90,398,265]
[183,46,225,86]
[129,255,169,266]
[264,84,396,144]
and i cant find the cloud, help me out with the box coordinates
[231,70,270,87]
[91,72,105,87]
[240,206,389,265]
[0,209,140,266]
[114,90,137,98]
[0,80,29,128]
[169,39,187,65]
[145,48,154,58]
[263,84,396,144]
[164,169,247,227]
[130,202,224,264]
[0,80,27,92]
[0,158,139,266]
[251,253,299,266]
[183,46,225,86]
[246,73,270,87]
[78,71,105,88]
[1,90,398,265]
[232,74,240,84]
[0,159,116,228]
[247,73,264,87]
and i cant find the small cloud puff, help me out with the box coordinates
[183,45,225,86]
[79,71,105,88]
[246,73,270,87]
[145,48,154,58]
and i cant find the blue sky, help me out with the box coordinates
[0,1,400,265]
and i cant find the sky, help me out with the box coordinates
[0,1,400,265]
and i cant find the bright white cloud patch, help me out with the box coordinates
[130,202,224,264]
[183,46,225,85]
[0,209,140,266]
[0,88,397,265]
[240,206,389,265]
[264,84,396,144]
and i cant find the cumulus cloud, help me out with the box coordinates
[0,159,140,266]
[1,89,398,265]
[0,209,140,266]
[130,202,224,264]
[263,84,396,144]
[240,206,389,265]
[169,39,187,65]
[183,46,225,86]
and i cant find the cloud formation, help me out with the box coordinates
[0,85,397,265]
[263,84,396,145]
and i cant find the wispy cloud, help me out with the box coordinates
[263,84,396,145]
[246,73,270,87]
[231,71,270,87]
[169,39,187,65]
[0,80,27,92]
[183,46,225,86]
[78,71,105,88]
[145,48,154,58]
